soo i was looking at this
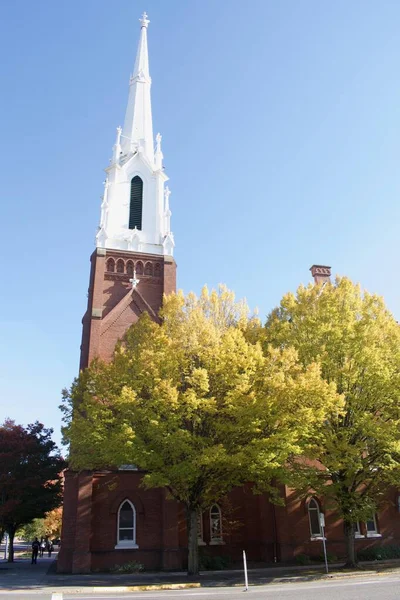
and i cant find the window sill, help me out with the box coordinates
[310,536,326,541]
[366,533,381,538]
[209,540,225,545]
[114,543,139,550]
[354,534,364,539]
[197,540,206,546]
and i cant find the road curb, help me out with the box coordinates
[97,583,201,591]
[49,583,202,594]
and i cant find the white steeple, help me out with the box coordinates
[96,13,174,257]
[121,12,154,162]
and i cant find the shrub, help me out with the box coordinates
[111,561,145,573]
[358,545,400,561]
[295,554,311,565]
[313,553,338,564]
[199,555,231,570]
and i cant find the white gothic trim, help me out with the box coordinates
[209,504,224,545]
[366,513,381,538]
[308,497,323,539]
[115,499,139,550]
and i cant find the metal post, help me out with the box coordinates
[243,550,249,591]
[320,513,329,574]
[4,534,8,561]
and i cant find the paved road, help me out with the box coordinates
[1,573,400,600]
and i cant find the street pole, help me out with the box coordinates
[243,550,249,591]
[3,534,8,561]
[320,513,329,574]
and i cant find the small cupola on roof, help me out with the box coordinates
[95,13,175,257]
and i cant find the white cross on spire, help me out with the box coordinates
[139,12,150,28]
[129,266,140,289]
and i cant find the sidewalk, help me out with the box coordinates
[1,555,400,594]
[0,555,55,590]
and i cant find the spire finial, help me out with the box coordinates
[140,12,150,28]
[121,11,153,161]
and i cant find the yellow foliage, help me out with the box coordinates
[265,276,400,522]
[63,286,341,511]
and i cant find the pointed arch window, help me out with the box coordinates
[129,176,143,230]
[126,261,134,277]
[106,258,115,273]
[210,504,223,544]
[366,514,380,537]
[116,259,125,273]
[308,498,322,538]
[154,263,161,278]
[115,500,138,549]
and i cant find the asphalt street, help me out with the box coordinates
[1,573,400,600]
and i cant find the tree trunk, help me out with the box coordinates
[343,521,358,568]
[7,527,15,563]
[187,507,199,575]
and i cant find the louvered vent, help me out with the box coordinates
[129,176,143,230]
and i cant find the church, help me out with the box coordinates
[58,14,400,573]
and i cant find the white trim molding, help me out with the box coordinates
[116,499,137,549]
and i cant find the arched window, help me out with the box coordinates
[126,261,134,277]
[135,261,143,275]
[116,500,137,548]
[144,262,153,276]
[116,259,124,273]
[210,504,223,544]
[366,514,379,537]
[129,176,143,230]
[308,498,322,537]
[154,263,161,278]
[106,258,115,273]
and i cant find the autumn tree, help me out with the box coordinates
[18,508,63,543]
[43,506,63,539]
[62,286,340,574]
[265,277,400,567]
[0,420,65,562]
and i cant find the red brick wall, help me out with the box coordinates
[80,249,176,369]
[60,249,178,573]
[57,470,78,573]
[62,470,186,572]
[280,486,400,562]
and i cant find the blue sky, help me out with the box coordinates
[1,0,400,448]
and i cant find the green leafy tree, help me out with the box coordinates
[62,286,340,574]
[265,277,400,567]
[18,507,63,543]
[18,518,47,543]
[0,420,65,562]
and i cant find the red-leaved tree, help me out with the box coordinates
[0,419,65,561]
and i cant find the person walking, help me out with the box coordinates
[31,538,40,564]
[40,538,46,557]
[47,539,53,558]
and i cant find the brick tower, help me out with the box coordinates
[58,13,178,573]
[80,11,176,369]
